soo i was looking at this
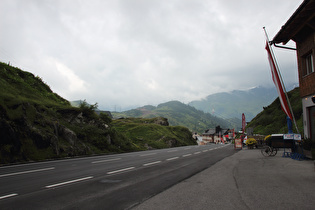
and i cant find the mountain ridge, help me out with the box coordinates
[112,100,238,133]
[188,85,298,121]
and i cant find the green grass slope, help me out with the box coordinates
[112,117,197,150]
[0,62,197,164]
[112,101,232,134]
[0,62,136,164]
[246,87,303,135]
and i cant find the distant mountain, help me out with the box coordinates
[188,85,298,121]
[112,100,235,134]
[247,87,302,135]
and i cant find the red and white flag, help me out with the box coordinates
[242,113,246,133]
[265,41,293,120]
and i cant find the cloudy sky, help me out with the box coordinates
[0,0,302,111]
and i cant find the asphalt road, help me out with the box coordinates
[0,144,237,209]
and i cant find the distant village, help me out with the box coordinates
[194,126,235,145]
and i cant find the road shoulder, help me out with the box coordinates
[133,148,315,210]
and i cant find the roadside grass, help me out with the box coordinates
[112,118,197,150]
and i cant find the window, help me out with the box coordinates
[304,53,314,76]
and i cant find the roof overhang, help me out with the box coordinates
[272,0,315,44]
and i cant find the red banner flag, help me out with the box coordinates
[265,41,293,120]
[242,113,246,133]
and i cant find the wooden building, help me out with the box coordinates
[272,0,315,140]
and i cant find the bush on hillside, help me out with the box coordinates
[100,112,112,124]
[79,100,98,119]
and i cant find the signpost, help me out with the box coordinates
[283,134,301,140]
[234,139,242,150]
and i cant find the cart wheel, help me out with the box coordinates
[270,147,277,156]
[261,146,272,157]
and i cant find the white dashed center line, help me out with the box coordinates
[0,193,18,200]
[45,176,93,188]
[166,157,179,161]
[107,167,135,175]
[143,161,161,166]
[183,154,192,157]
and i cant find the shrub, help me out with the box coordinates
[246,138,257,146]
[100,112,112,124]
[79,100,98,119]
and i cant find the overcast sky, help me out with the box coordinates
[0,0,303,111]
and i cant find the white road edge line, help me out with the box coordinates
[92,158,121,164]
[0,193,18,200]
[167,150,178,153]
[140,153,157,157]
[45,176,93,188]
[143,161,161,166]
[182,154,192,157]
[107,167,135,175]
[0,167,55,178]
[166,157,179,161]
[194,152,201,154]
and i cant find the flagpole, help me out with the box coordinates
[263,27,300,134]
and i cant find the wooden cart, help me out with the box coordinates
[261,134,296,157]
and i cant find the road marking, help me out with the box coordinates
[140,153,157,157]
[45,176,93,188]
[0,167,55,178]
[143,161,161,166]
[167,150,178,153]
[0,193,18,200]
[166,157,179,161]
[203,150,208,152]
[182,154,192,157]
[107,167,135,175]
[194,152,201,154]
[91,158,121,164]
[184,147,192,150]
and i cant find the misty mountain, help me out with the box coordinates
[188,85,298,121]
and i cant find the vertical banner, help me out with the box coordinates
[265,41,293,120]
[242,113,246,133]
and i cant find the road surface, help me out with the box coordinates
[0,144,237,209]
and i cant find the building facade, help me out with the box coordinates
[272,0,315,140]
[201,126,231,144]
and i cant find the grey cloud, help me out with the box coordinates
[0,0,302,110]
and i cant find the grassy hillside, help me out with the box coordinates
[246,87,303,135]
[0,62,139,164]
[112,117,197,150]
[112,101,233,134]
[0,62,196,164]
